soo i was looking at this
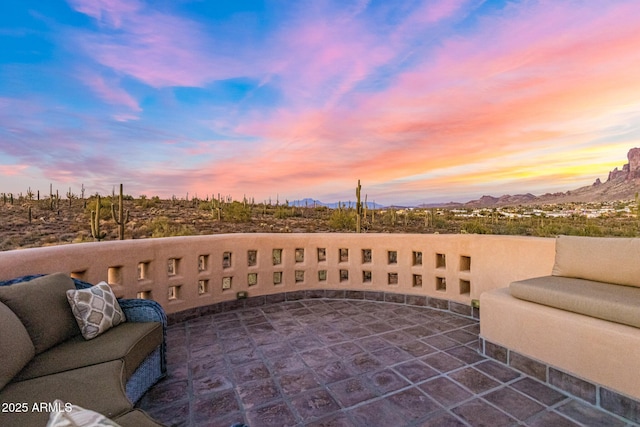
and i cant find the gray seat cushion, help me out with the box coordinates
[510,276,640,328]
[0,360,132,427]
[0,301,35,389]
[14,321,162,382]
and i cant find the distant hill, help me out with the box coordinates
[292,148,640,209]
[288,198,384,209]
[419,147,640,208]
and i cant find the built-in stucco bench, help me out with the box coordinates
[480,235,640,422]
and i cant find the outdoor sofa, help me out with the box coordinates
[0,273,166,426]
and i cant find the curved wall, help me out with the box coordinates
[0,233,555,315]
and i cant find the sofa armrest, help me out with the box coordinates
[119,298,167,375]
[118,298,166,325]
[0,274,47,287]
[73,277,167,375]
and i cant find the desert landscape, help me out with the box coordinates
[3,148,640,251]
[2,191,640,252]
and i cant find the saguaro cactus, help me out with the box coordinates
[356,179,363,233]
[90,195,107,241]
[111,183,130,240]
[49,184,54,210]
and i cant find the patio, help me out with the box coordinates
[136,297,629,427]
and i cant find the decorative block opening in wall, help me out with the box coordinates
[198,280,209,295]
[388,272,398,285]
[340,269,349,282]
[248,273,258,287]
[223,252,232,269]
[413,251,422,266]
[362,249,372,264]
[71,271,87,281]
[317,248,327,262]
[460,256,471,272]
[137,263,149,280]
[436,276,446,292]
[339,248,349,263]
[167,258,179,276]
[295,248,305,263]
[363,270,372,283]
[248,250,258,267]
[222,276,232,290]
[273,249,283,265]
[108,266,123,286]
[137,290,152,299]
[168,285,180,301]
[273,271,283,285]
[459,279,471,295]
[318,270,327,281]
[388,251,397,264]
[413,274,423,288]
[436,253,446,269]
[295,270,304,283]
[198,255,208,272]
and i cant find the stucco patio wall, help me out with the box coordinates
[0,233,554,314]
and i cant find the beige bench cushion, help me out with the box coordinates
[0,273,81,354]
[15,321,162,382]
[0,360,132,427]
[0,301,35,389]
[510,276,640,328]
[552,235,640,288]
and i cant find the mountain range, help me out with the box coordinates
[423,147,640,208]
[290,148,640,209]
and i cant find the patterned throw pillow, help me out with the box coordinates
[47,399,121,427]
[66,282,126,340]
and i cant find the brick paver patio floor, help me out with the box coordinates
[137,298,633,426]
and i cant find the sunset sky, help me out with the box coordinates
[2,0,640,205]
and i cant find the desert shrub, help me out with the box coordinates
[83,197,111,220]
[274,206,293,219]
[149,216,195,237]
[136,195,159,209]
[430,215,448,229]
[199,201,214,211]
[578,224,604,237]
[380,210,398,226]
[329,209,355,230]
[461,220,490,234]
[223,202,252,222]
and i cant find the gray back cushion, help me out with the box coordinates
[0,301,35,388]
[0,273,81,354]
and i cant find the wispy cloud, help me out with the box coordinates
[76,69,141,117]
[68,0,243,88]
[0,164,29,176]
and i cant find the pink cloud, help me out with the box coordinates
[0,164,29,176]
[66,0,143,28]
[68,0,243,87]
[417,0,469,22]
[211,1,640,202]
[77,69,141,114]
[7,1,640,204]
